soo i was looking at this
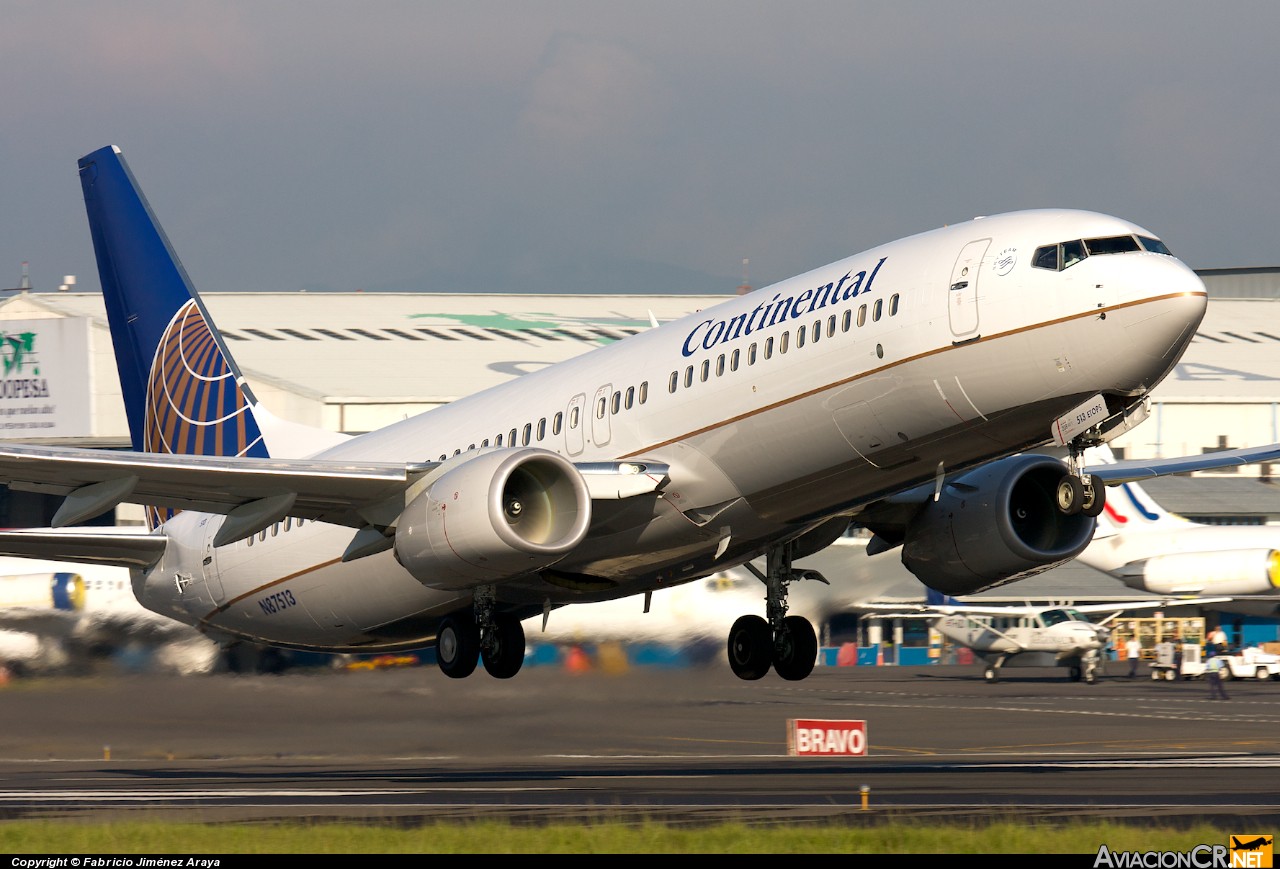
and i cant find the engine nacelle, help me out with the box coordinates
[394,448,591,591]
[1120,549,1280,596]
[901,454,1097,595]
[0,573,84,611]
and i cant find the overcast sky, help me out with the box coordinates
[3,2,1278,297]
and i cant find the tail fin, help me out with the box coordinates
[78,146,269,464]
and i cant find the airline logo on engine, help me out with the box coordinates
[787,718,868,757]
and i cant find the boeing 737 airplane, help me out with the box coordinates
[0,145,1276,685]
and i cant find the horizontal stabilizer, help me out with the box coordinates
[0,528,167,570]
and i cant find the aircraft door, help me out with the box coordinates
[173,517,227,619]
[591,384,612,448]
[565,393,586,456]
[948,239,990,341]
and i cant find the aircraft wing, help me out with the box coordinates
[860,601,1034,617]
[1065,597,1234,615]
[0,443,668,541]
[860,596,1232,619]
[0,442,430,526]
[1085,444,1280,483]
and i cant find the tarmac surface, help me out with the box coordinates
[2,656,1280,828]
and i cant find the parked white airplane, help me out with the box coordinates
[0,556,219,676]
[0,144,1275,685]
[1076,445,1280,607]
[866,591,1226,683]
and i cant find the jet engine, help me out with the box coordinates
[0,572,85,611]
[1117,549,1280,596]
[901,454,1097,595]
[394,448,591,591]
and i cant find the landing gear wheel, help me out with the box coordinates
[1084,666,1097,685]
[481,614,525,679]
[1056,475,1084,515]
[773,615,818,681]
[436,614,479,679]
[728,614,773,681]
[1068,665,1082,682]
[1081,479,1106,517]
[984,666,998,683]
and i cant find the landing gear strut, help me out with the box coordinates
[436,586,526,680]
[729,542,821,682]
[1057,443,1107,518]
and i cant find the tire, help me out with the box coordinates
[1056,475,1084,515]
[436,613,480,679]
[772,615,818,682]
[1258,668,1271,681]
[1081,480,1106,517]
[984,667,998,683]
[727,615,773,681]
[481,614,525,679]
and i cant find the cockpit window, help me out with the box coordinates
[1062,239,1086,268]
[1085,235,1141,256]
[1041,608,1086,627]
[1137,235,1172,255]
[1032,245,1059,270]
[1031,233,1166,272]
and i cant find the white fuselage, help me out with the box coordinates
[935,614,1105,656]
[137,209,1208,652]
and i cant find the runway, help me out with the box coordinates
[2,658,1279,827]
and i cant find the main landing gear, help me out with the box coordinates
[436,586,526,680]
[728,542,823,682]
[1055,443,1107,518]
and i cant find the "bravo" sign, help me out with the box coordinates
[787,718,868,756]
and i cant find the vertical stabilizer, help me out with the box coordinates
[79,146,276,529]
[78,146,269,464]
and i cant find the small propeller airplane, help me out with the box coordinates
[862,590,1229,683]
